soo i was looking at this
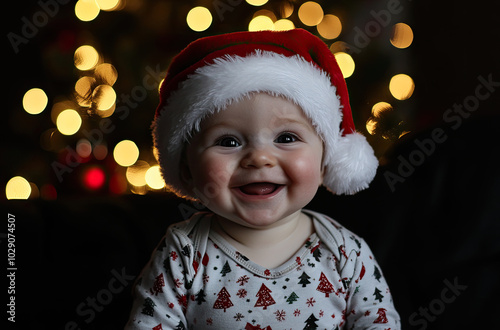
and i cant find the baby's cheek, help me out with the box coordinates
[195,158,233,192]
[287,155,323,185]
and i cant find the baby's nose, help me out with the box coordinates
[240,146,277,169]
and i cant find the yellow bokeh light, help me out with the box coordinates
[334,52,355,78]
[371,102,392,117]
[186,7,212,32]
[56,109,82,135]
[298,1,324,27]
[97,0,120,11]
[113,140,139,167]
[366,118,377,135]
[94,63,118,86]
[390,23,414,49]
[317,14,342,39]
[281,2,294,18]
[145,165,165,190]
[389,74,415,100]
[74,45,99,71]
[246,0,268,6]
[6,176,31,200]
[249,15,275,31]
[23,88,48,115]
[274,19,295,31]
[253,9,277,22]
[75,76,95,107]
[92,84,116,111]
[125,160,150,187]
[75,0,100,22]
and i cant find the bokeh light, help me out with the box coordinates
[126,160,150,187]
[40,184,57,200]
[93,144,108,160]
[298,1,324,27]
[280,2,294,18]
[56,109,82,136]
[249,15,275,31]
[372,102,393,117]
[23,88,48,115]
[92,84,116,111]
[96,0,121,11]
[246,0,268,5]
[75,76,96,107]
[186,7,212,32]
[113,140,139,167]
[145,165,165,189]
[274,19,295,31]
[317,14,342,39]
[253,9,277,22]
[334,52,355,78]
[74,45,100,71]
[83,166,106,190]
[389,74,415,100]
[366,118,377,135]
[76,139,93,158]
[390,23,414,49]
[94,63,118,86]
[6,176,31,200]
[75,0,100,22]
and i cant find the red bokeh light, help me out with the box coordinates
[83,167,106,190]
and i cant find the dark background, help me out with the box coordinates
[2,0,499,329]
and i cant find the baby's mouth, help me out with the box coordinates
[238,182,283,195]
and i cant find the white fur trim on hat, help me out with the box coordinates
[153,50,377,198]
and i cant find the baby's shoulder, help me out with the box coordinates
[305,210,366,253]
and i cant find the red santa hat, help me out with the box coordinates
[153,29,378,198]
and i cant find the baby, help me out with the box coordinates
[125,29,400,329]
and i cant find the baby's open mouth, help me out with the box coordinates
[238,182,283,195]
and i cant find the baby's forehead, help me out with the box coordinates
[200,92,312,125]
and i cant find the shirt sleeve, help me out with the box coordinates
[124,226,194,330]
[343,237,401,329]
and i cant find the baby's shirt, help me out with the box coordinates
[125,210,400,329]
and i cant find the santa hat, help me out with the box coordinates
[152,29,378,199]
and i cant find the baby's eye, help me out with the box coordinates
[216,136,241,147]
[274,132,299,144]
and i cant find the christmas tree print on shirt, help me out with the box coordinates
[150,273,165,295]
[286,292,299,304]
[316,272,335,297]
[298,272,311,287]
[373,287,384,302]
[213,287,233,312]
[141,297,155,317]
[254,284,276,310]
[304,313,319,329]
[373,308,388,324]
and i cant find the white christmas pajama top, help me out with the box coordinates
[125,210,400,330]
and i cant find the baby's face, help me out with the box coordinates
[183,93,324,229]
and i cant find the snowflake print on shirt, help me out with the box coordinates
[274,309,286,322]
[237,288,248,298]
[237,275,250,286]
